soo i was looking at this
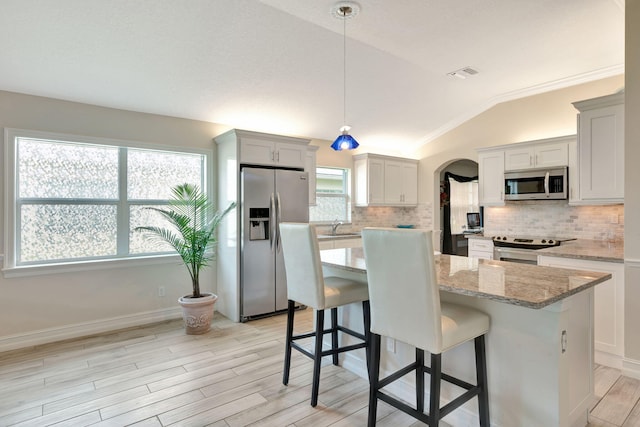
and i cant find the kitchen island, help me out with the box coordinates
[320,248,611,427]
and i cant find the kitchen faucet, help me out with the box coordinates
[331,218,343,236]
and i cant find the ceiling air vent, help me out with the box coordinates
[447,66,479,79]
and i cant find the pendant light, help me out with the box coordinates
[331,2,360,151]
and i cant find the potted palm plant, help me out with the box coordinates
[136,183,236,334]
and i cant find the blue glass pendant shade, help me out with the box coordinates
[331,133,360,151]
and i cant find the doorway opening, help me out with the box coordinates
[435,159,479,255]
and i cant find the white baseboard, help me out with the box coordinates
[595,350,623,369]
[0,307,182,353]
[622,357,640,380]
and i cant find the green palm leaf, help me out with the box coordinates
[135,183,236,298]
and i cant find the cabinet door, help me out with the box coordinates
[384,160,404,204]
[537,256,624,359]
[333,238,362,249]
[535,142,568,168]
[241,138,275,165]
[401,162,418,205]
[578,104,625,201]
[478,151,505,206]
[368,158,385,204]
[317,240,335,250]
[275,142,306,168]
[505,147,533,171]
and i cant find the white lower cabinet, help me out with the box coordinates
[468,238,494,259]
[538,255,624,365]
[318,237,361,250]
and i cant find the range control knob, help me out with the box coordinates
[541,239,547,243]
[548,239,554,244]
[502,236,507,240]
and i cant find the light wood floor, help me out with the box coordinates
[0,308,636,426]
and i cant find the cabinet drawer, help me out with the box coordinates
[469,239,494,251]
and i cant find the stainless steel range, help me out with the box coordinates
[492,236,569,265]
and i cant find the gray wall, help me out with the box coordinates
[0,90,229,349]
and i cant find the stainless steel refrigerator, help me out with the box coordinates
[240,166,309,321]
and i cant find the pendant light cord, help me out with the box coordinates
[342,8,347,129]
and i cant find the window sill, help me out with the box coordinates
[2,254,182,279]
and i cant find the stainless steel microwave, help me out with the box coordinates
[504,167,568,200]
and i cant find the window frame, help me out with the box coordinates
[3,128,213,277]
[310,166,351,224]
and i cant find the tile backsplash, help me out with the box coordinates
[352,203,434,230]
[484,201,624,241]
[317,203,434,234]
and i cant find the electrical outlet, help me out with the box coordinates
[158,286,166,297]
[609,214,619,224]
[386,337,396,353]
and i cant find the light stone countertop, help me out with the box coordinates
[316,232,361,241]
[537,239,624,263]
[465,235,624,263]
[320,248,611,309]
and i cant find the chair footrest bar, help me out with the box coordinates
[336,325,366,341]
[441,371,475,391]
[378,362,419,389]
[291,342,315,360]
[377,391,431,425]
[440,387,481,418]
[320,342,367,357]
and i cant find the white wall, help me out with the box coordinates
[411,75,625,208]
[624,0,640,364]
[0,90,229,350]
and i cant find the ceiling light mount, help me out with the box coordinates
[330,2,360,20]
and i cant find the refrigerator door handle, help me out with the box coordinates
[270,193,276,253]
[276,192,282,253]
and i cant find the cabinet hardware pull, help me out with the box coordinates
[561,330,567,353]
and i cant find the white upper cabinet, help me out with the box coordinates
[354,154,418,206]
[238,132,308,168]
[504,141,569,171]
[572,93,624,204]
[478,136,572,206]
[384,160,418,205]
[477,149,505,206]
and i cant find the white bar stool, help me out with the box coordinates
[279,222,370,407]
[362,227,490,426]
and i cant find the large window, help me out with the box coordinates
[309,167,351,223]
[5,129,209,269]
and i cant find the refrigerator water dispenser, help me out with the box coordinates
[249,207,269,241]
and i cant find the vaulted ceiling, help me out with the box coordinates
[0,0,624,153]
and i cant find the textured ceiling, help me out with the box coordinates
[0,0,624,153]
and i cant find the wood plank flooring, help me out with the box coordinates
[0,308,637,426]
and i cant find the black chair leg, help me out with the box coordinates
[475,335,491,426]
[282,299,295,386]
[362,300,371,378]
[331,307,339,366]
[416,348,425,413]
[311,309,325,407]
[429,353,442,426]
[367,333,381,427]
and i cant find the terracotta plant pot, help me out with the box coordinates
[178,293,218,335]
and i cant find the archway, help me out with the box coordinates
[433,159,479,254]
